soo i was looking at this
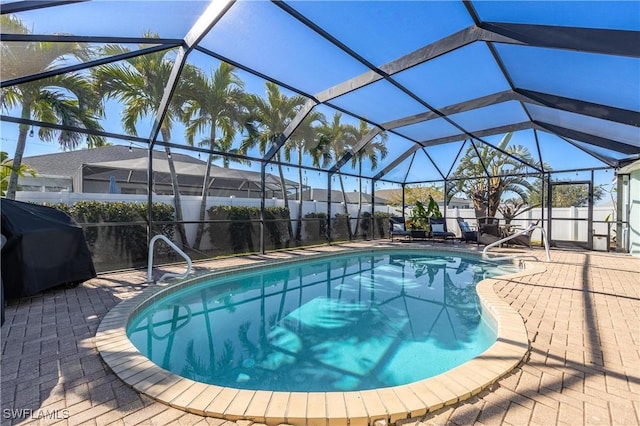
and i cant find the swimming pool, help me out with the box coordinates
[127,251,517,392]
[96,246,536,424]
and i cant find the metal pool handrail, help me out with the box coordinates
[482,223,551,262]
[147,235,192,283]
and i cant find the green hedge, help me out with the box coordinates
[207,206,290,253]
[303,212,327,242]
[374,211,391,239]
[44,201,175,270]
[332,213,351,241]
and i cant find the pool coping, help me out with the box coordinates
[95,246,544,426]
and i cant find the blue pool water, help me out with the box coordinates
[127,250,518,392]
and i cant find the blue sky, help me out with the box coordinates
[2,0,637,193]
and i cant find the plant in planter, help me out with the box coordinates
[408,195,442,236]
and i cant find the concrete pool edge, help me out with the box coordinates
[96,246,543,425]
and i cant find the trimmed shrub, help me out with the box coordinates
[332,213,351,241]
[303,212,327,243]
[207,206,290,254]
[44,201,175,271]
[374,211,391,239]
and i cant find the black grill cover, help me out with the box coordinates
[1,199,96,298]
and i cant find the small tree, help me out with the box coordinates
[498,198,531,224]
[528,180,604,207]
[448,133,540,218]
[387,185,444,207]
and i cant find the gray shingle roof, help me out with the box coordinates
[22,145,203,177]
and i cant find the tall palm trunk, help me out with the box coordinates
[275,153,294,246]
[160,129,188,248]
[194,129,216,250]
[354,161,363,237]
[295,150,303,241]
[6,107,31,200]
[194,152,213,250]
[337,172,352,240]
[6,130,28,200]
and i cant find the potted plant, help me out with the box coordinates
[408,196,442,238]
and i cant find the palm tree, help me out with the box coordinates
[347,120,388,236]
[318,112,354,239]
[1,151,36,196]
[92,35,192,247]
[448,133,539,218]
[204,135,251,168]
[241,82,307,245]
[1,15,105,199]
[283,110,330,241]
[182,62,251,249]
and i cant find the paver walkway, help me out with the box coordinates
[2,243,639,425]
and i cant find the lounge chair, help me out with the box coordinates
[476,216,501,246]
[456,217,478,243]
[428,217,456,242]
[389,216,411,241]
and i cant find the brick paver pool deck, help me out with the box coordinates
[1,242,639,425]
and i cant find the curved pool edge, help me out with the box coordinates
[95,247,544,425]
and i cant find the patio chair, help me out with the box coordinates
[456,217,478,243]
[506,220,540,248]
[476,216,501,246]
[389,216,411,241]
[428,217,456,242]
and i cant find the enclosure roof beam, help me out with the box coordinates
[382,90,514,130]
[534,121,640,155]
[311,22,638,106]
[469,139,491,178]
[373,145,421,181]
[1,44,180,88]
[478,22,640,58]
[195,46,315,101]
[422,147,446,181]
[263,98,319,162]
[0,0,86,14]
[328,128,382,174]
[313,25,479,103]
[0,33,183,44]
[382,89,640,132]
[374,121,537,181]
[557,135,619,168]
[515,89,640,127]
[428,122,543,172]
[148,0,235,147]
[1,114,149,144]
[419,122,532,147]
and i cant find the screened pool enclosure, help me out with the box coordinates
[2,1,639,270]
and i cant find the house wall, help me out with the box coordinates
[18,175,72,192]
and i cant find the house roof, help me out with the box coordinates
[84,156,293,190]
[22,145,202,177]
[23,145,297,191]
